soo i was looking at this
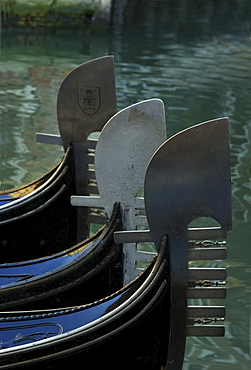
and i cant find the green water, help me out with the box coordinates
[0,0,251,368]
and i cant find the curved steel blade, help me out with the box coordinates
[95,98,167,223]
[144,117,232,370]
[57,56,116,148]
[145,117,232,249]
[57,56,116,240]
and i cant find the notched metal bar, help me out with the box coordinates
[113,230,152,244]
[188,268,227,281]
[187,306,226,318]
[187,247,227,260]
[36,133,62,146]
[187,325,225,337]
[187,287,226,299]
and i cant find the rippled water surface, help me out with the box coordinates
[1,0,251,368]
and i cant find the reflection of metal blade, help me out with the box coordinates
[0,323,63,349]
[144,117,232,370]
[0,274,35,285]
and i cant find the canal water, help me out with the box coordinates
[0,0,250,368]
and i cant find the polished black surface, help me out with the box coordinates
[0,237,170,370]
[0,203,123,310]
[0,147,78,262]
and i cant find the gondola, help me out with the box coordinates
[0,117,232,369]
[0,55,117,259]
[0,234,170,370]
[0,56,125,311]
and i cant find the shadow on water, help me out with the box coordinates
[0,0,251,368]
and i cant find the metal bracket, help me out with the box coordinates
[36,133,62,146]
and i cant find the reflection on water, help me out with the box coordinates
[1,0,251,368]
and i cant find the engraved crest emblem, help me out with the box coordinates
[78,86,101,115]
